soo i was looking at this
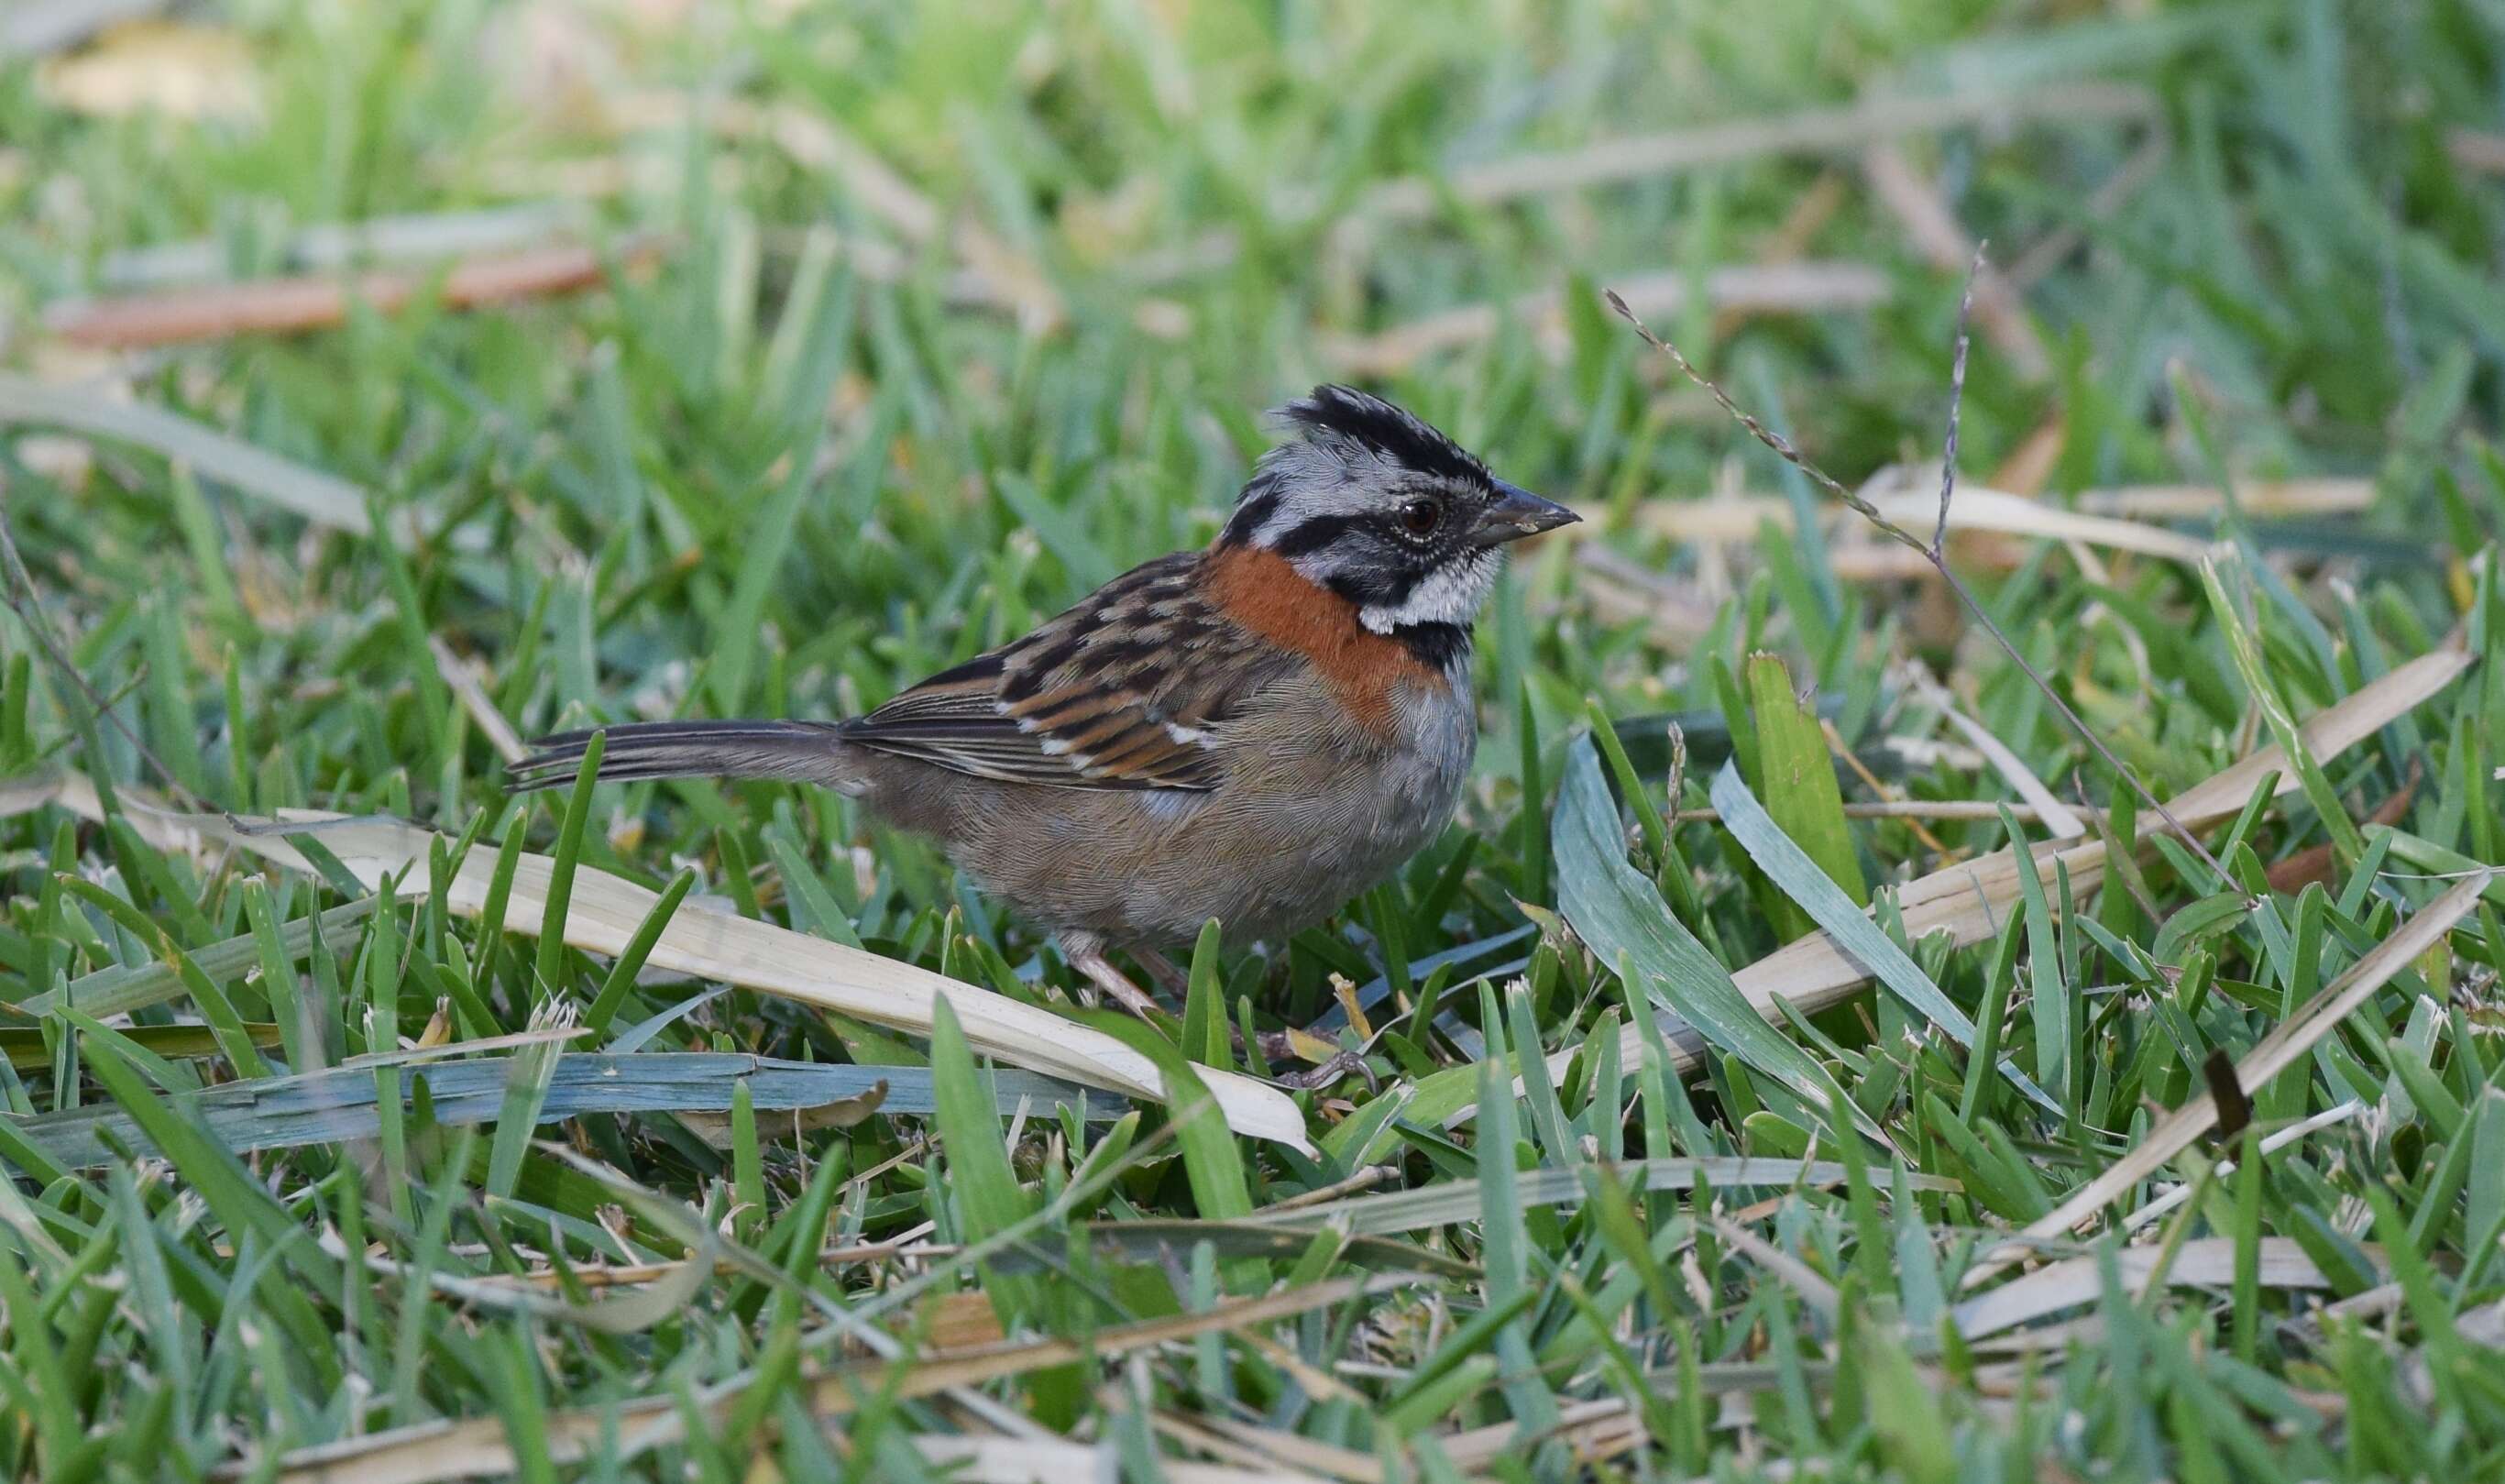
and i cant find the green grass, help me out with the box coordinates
[4,0,2505,1479]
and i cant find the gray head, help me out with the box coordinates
[1216,386,1577,641]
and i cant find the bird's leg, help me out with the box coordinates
[1057,934,1165,1021]
[1078,938,1371,1092]
[1132,946,1190,996]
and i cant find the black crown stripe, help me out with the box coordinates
[1280,385,1489,486]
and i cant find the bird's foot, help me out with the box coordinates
[1254,1031,1377,1093]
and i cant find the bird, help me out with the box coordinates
[509,385,1576,1061]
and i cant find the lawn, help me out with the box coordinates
[3,0,2504,1479]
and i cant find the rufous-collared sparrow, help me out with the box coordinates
[511,386,1577,1035]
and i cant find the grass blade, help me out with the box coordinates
[1554,736,1861,1133]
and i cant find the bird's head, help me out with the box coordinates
[1218,384,1577,634]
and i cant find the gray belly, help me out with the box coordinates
[914,673,1476,948]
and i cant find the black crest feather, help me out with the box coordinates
[1279,385,1489,487]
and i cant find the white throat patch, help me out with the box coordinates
[1357,553,1499,634]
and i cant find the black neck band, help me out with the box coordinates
[1389,621,1471,670]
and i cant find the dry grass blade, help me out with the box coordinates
[1671,798,2049,823]
[2116,1100,2363,1237]
[326,1226,724,1336]
[1968,870,2490,1282]
[93,201,594,289]
[2072,479,2371,519]
[1909,666,2086,837]
[1952,1237,2344,1339]
[1442,1398,1643,1470]
[911,1436,1333,1484]
[1324,263,1886,376]
[1638,482,2218,562]
[1637,478,2370,549]
[0,372,390,540]
[1243,1159,1955,1237]
[1353,80,2156,218]
[1184,1415,1387,1483]
[21,777,1308,1149]
[241,1274,1407,1483]
[424,637,525,765]
[1714,1216,1841,1324]
[1861,148,2049,378]
[2164,645,2467,821]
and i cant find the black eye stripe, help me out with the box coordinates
[1323,569,1407,606]
[1267,513,1361,558]
[1221,488,1280,544]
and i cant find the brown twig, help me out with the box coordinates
[1603,259,2238,891]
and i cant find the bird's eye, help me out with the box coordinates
[1398,499,1445,539]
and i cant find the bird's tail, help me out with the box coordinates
[507,720,861,793]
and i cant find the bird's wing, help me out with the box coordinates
[840,553,1288,792]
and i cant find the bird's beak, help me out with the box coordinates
[1471,479,1580,547]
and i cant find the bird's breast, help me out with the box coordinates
[1200,543,1452,740]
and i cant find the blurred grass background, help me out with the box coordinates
[2,0,2505,1479]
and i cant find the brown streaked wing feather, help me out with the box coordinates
[839,553,1286,791]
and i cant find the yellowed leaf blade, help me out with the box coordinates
[15,780,1308,1150]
